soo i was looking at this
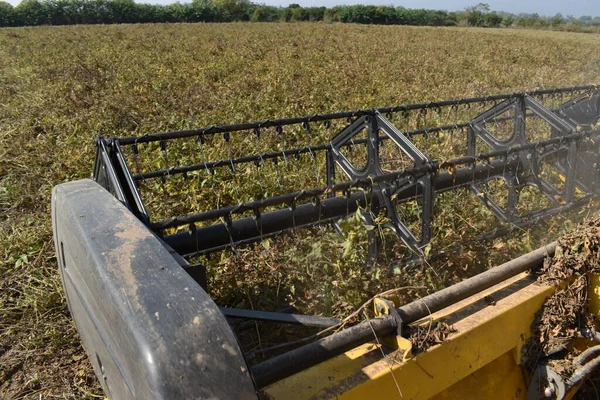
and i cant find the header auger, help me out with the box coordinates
[53,85,600,399]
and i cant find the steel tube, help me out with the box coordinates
[164,158,521,255]
[250,241,557,388]
[568,355,600,387]
[574,345,600,366]
[250,316,397,389]
[220,308,340,328]
[117,86,595,145]
[237,306,296,331]
[397,241,557,324]
[165,191,376,255]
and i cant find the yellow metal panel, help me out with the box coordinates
[589,273,600,316]
[432,351,525,400]
[264,274,555,400]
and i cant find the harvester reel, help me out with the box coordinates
[52,85,600,400]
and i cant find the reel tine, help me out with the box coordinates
[313,193,325,236]
[160,139,169,176]
[253,206,270,256]
[198,135,212,176]
[131,140,145,192]
[273,157,282,190]
[253,127,265,195]
[290,194,300,244]
[159,139,171,210]
[224,132,241,198]
[160,175,170,211]
[223,213,240,258]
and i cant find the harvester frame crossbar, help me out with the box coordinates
[98,85,600,260]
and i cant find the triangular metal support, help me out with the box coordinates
[328,112,434,258]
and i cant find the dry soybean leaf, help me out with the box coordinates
[554,195,567,205]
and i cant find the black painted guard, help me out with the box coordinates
[52,179,257,399]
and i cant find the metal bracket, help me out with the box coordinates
[374,296,404,337]
[328,112,434,257]
[467,94,591,224]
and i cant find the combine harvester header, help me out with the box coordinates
[53,85,600,399]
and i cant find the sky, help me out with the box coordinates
[5,0,600,17]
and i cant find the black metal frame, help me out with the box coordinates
[92,86,600,255]
[97,86,600,259]
[94,137,150,224]
[113,85,597,146]
[91,85,600,386]
[92,84,600,269]
[219,307,340,328]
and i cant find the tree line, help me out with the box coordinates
[0,0,599,30]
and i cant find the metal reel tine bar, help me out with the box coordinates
[108,86,600,269]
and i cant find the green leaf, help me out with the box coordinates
[424,243,432,258]
[555,246,563,259]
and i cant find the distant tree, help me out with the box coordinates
[0,1,14,26]
[278,6,291,21]
[106,0,136,23]
[212,0,253,21]
[188,0,220,22]
[1,0,599,30]
[167,2,187,22]
[501,17,514,27]
[465,2,489,13]
[251,5,279,22]
[444,11,458,26]
[484,13,501,27]
[290,6,308,21]
[464,3,489,26]
[136,3,169,23]
[306,6,325,21]
[15,0,49,26]
[561,14,574,23]
[427,10,448,26]
[323,6,340,22]
[396,6,416,25]
[551,15,563,27]
[516,17,537,27]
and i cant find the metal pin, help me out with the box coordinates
[225,132,240,197]
[253,207,269,255]
[160,139,170,178]
[223,214,240,258]
[198,136,212,176]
